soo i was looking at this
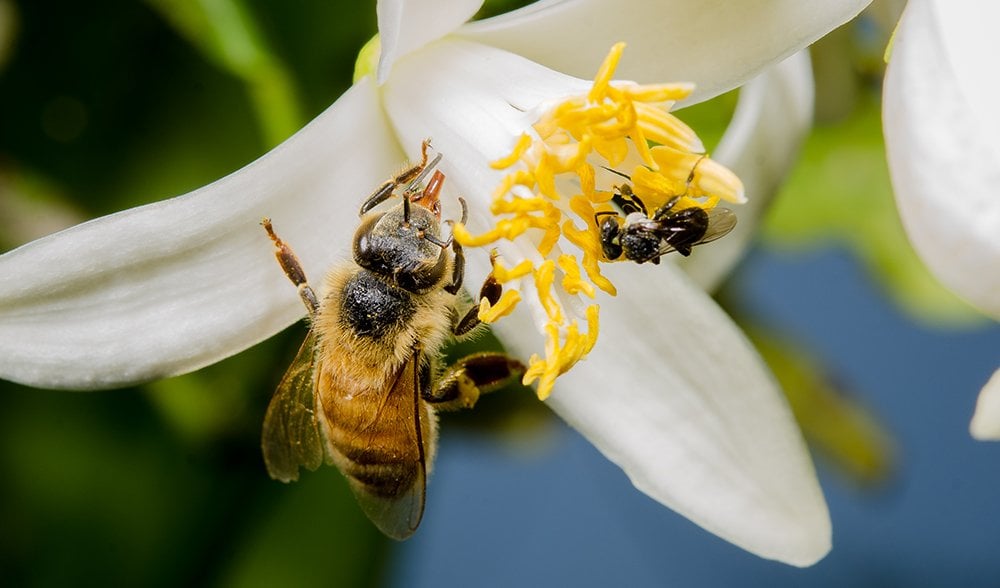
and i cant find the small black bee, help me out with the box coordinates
[596,183,737,264]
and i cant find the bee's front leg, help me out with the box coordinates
[359,138,434,215]
[423,352,526,410]
[261,218,320,317]
[453,251,503,336]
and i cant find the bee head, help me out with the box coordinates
[596,212,623,261]
[353,200,449,293]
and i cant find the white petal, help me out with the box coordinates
[0,79,403,389]
[970,368,1000,440]
[386,39,828,562]
[376,0,485,83]
[459,0,870,104]
[678,51,814,291]
[883,0,1000,319]
[512,261,830,566]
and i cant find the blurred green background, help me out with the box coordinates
[1,1,998,586]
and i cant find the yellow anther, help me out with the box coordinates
[588,41,626,102]
[533,260,564,323]
[492,259,535,283]
[576,163,596,197]
[492,169,537,199]
[491,197,550,215]
[583,305,600,354]
[636,104,702,152]
[478,289,522,323]
[592,137,629,168]
[457,42,741,400]
[562,220,616,295]
[620,82,694,103]
[558,254,596,298]
[491,133,533,169]
[689,156,747,203]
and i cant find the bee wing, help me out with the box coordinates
[262,329,326,482]
[349,352,427,540]
[695,206,738,245]
[651,206,738,259]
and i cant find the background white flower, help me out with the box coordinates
[883,0,1000,320]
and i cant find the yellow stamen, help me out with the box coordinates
[588,42,625,102]
[454,43,743,400]
[478,289,522,323]
[491,133,533,169]
[558,254,596,298]
[491,259,535,283]
[533,260,564,324]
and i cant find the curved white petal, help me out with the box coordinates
[883,0,1000,319]
[538,261,829,566]
[971,368,1000,440]
[0,79,404,389]
[678,51,814,292]
[459,0,870,104]
[376,0,485,83]
[383,39,828,562]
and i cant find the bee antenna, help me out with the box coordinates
[600,166,632,181]
[403,191,411,226]
[422,232,450,249]
[685,155,706,189]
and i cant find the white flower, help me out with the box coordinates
[971,368,1000,440]
[0,0,870,566]
[883,0,1000,320]
[883,0,1000,438]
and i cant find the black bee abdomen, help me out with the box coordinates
[621,229,660,263]
[340,270,414,337]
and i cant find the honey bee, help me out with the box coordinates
[596,182,737,264]
[261,141,524,539]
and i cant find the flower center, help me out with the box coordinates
[454,42,744,400]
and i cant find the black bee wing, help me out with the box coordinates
[349,351,428,540]
[647,206,738,260]
[261,329,326,482]
[693,206,738,245]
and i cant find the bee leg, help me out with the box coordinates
[423,352,526,410]
[453,252,503,336]
[443,240,466,296]
[442,198,470,296]
[261,218,319,316]
[359,139,436,215]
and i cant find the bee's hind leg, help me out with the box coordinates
[431,252,525,410]
[423,352,526,411]
[261,218,320,317]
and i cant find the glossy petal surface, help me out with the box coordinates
[538,261,829,566]
[0,80,403,388]
[376,0,484,82]
[883,0,1000,319]
[460,0,870,104]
